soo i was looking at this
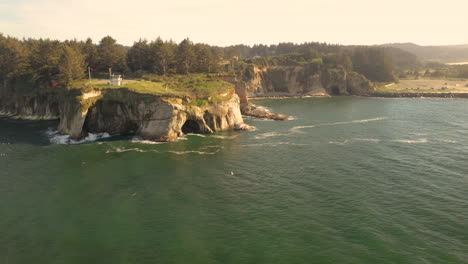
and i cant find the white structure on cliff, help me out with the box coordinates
[110,74,122,86]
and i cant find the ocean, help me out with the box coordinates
[0,96,467,263]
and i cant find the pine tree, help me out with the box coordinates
[97,36,128,73]
[127,39,150,73]
[177,38,195,75]
[0,34,29,90]
[148,38,176,75]
[82,38,98,69]
[58,46,85,86]
[194,44,213,72]
[28,39,63,86]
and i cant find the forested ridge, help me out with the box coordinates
[0,34,408,94]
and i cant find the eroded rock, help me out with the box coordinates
[58,89,248,141]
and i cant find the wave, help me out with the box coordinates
[289,125,316,133]
[328,140,349,145]
[290,117,388,133]
[201,145,224,149]
[211,134,241,139]
[392,138,428,144]
[328,137,428,145]
[352,138,381,143]
[409,133,428,136]
[48,130,111,145]
[167,150,220,155]
[106,147,152,153]
[185,133,207,138]
[0,153,6,157]
[130,137,167,145]
[243,142,308,147]
[254,132,286,139]
[437,139,457,143]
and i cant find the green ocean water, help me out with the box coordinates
[0,97,467,264]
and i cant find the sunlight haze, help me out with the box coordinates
[1,0,467,46]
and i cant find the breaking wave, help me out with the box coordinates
[47,129,111,145]
[290,117,388,133]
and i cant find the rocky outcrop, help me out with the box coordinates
[241,102,290,120]
[58,89,250,141]
[227,65,373,121]
[0,92,60,119]
[234,66,375,99]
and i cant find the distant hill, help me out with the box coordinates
[381,43,468,63]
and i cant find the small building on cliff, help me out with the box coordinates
[109,74,122,86]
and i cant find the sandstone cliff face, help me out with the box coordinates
[58,89,247,141]
[235,66,374,100]
[0,93,60,119]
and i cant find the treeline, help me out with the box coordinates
[423,63,468,79]
[129,40,400,82]
[0,33,400,93]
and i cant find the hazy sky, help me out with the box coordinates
[0,0,467,46]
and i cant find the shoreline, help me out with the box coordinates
[369,92,468,99]
[248,93,468,100]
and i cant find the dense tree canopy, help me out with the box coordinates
[0,34,404,91]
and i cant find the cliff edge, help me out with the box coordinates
[58,88,250,141]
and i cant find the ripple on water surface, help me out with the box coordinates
[0,97,467,264]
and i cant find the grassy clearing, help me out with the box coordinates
[375,87,459,94]
[69,74,234,101]
[375,79,468,94]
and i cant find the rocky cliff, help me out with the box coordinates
[234,66,375,102]
[0,92,60,120]
[58,89,250,141]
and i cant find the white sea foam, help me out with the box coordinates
[201,145,224,149]
[211,134,241,139]
[392,138,428,144]
[328,140,349,145]
[0,153,6,157]
[167,150,219,155]
[48,131,111,145]
[289,125,316,133]
[254,132,286,139]
[352,138,381,143]
[243,142,308,147]
[438,139,457,143]
[186,133,207,138]
[409,132,429,136]
[106,147,154,153]
[290,117,387,133]
[130,137,166,145]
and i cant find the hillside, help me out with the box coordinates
[381,43,468,63]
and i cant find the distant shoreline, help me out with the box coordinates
[248,93,468,100]
[369,92,468,99]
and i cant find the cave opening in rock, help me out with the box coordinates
[182,120,201,134]
[331,86,340,95]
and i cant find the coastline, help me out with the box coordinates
[248,93,468,100]
[369,92,468,99]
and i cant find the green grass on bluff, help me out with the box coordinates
[69,74,235,101]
